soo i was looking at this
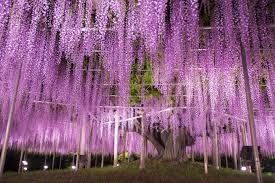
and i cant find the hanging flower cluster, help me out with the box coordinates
[0,0,274,157]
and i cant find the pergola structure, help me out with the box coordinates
[0,1,275,183]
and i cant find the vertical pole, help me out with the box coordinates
[241,124,248,146]
[87,153,91,168]
[191,145,195,163]
[76,151,80,170]
[18,149,24,173]
[203,126,208,174]
[203,111,208,174]
[0,63,22,177]
[101,138,104,168]
[113,113,119,167]
[232,132,238,170]
[87,122,93,169]
[80,114,86,156]
[72,154,75,166]
[44,155,47,169]
[237,132,241,170]
[52,153,55,171]
[59,155,62,169]
[213,121,219,170]
[240,43,263,183]
[144,137,148,159]
[101,154,104,168]
[217,133,221,168]
[122,129,126,162]
[139,114,145,170]
[225,153,228,168]
[94,154,97,168]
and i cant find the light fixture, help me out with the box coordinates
[117,164,120,167]
[71,165,76,170]
[23,167,28,171]
[44,165,48,170]
[22,161,28,166]
[241,166,247,171]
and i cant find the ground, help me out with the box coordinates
[1,161,274,183]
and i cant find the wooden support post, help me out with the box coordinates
[101,154,104,168]
[225,153,229,168]
[59,155,62,169]
[139,114,145,170]
[0,63,22,177]
[101,137,104,168]
[18,149,24,173]
[203,127,208,174]
[240,43,263,183]
[52,153,55,171]
[122,129,126,162]
[87,122,93,169]
[44,155,47,169]
[232,132,238,170]
[191,146,195,163]
[113,113,119,167]
[76,151,80,170]
[87,153,91,168]
[94,154,97,168]
[213,121,219,170]
[72,154,75,166]
[218,134,221,168]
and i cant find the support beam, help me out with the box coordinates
[87,153,91,168]
[76,151,80,170]
[113,114,119,168]
[18,149,24,173]
[59,155,62,169]
[52,153,55,171]
[101,154,104,168]
[0,63,22,177]
[213,121,219,170]
[95,154,99,168]
[101,128,104,168]
[191,146,195,163]
[122,129,126,162]
[203,127,208,174]
[225,154,228,168]
[232,132,238,170]
[139,114,146,170]
[240,43,263,183]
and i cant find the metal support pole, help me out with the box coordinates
[87,153,91,168]
[232,132,238,170]
[59,155,62,169]
[52,153,55,171]
[101,154,104,168]
[113,113,119,167]
[203,126,208,174]
[139,114,145,170]
[191,145,195,163]
[72,154,75,166]
[94,154,97,168]
[76,151,80,170]
[44,155,47,169]
[18,149,24,173]
[122,129,126,162]
[240,43,263,183]
[225,154,228,168]
[213,121,219,170]
[101,138,104,168]
[0,63,22,177]
[144,137,148,159]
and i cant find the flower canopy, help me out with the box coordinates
[0,0,274,157]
